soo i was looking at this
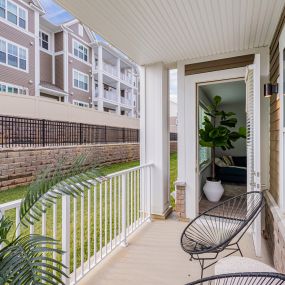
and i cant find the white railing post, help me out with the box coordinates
[121,173,128,247]
[147,165,152,222]
[62,194,70,284]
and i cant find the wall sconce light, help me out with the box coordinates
[264,83,278,98]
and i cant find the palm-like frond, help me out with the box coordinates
[20,154,104,227]
[0,153,105,284]
[0,234,66,285]
[0,216,13,246]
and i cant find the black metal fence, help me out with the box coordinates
[0,115,177,148]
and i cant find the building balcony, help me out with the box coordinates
[104,90,118,102]
[121,96,132,106]
[103,62,118,77]
[120,73,132,85]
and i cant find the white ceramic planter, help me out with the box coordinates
[203,180,224,202]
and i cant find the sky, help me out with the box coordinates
[40,0,178,103]
[40,0,74,25]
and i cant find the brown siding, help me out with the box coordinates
[185,55,254,76]
[0,19,35,96]
[40,51,52,84]
[55,55,64,90]
[55,32,63,52]
[69,22,91,44]
[68,55,92,104]
[269,5,285,204]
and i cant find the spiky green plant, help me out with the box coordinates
[199,95,246,180]
[0,154,103,284]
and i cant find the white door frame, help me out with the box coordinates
[182,67,246,219]
[279,27,285,212]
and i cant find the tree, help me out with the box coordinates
[199,95,246,180]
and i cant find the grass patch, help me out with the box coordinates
[1,153,177,272]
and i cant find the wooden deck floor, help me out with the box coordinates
[78,214,273,285]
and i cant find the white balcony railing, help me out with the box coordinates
[0,164,153,284]
[104,90,118,102]
[121,96,132,106]
[120,73,132,84]
[103,62,118,77]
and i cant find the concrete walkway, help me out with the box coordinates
[78,215,273,285]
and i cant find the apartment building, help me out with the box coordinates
[0,0,140,118]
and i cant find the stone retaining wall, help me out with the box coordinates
[264,191,285,273]
[0,141,177,191]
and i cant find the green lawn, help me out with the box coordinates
[1,153,177,272]
[0,153,177,205]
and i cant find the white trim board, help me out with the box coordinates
[181,67,246,219]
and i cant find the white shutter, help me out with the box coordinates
[245,54,261,256]
[246,68,255,193]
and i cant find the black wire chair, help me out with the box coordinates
[186,272,285,285]
[181,191,265,278]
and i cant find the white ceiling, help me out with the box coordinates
[200,80,246,105]
[55,0,285,65]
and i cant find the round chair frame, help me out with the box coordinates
[180,191,265,278]
[186,272,285,285]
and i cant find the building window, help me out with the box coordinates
[0,81,27,95]
[73,100,89,108]
[0,0,5,18]
[39,31,49,50]
[7,1,17,25]
[73,40,88,62]
[199,104,211,166]
[0,0,27,30]
[18,7,26,29]
[19,47,26,70]
[73,70,88,91]
[0,39,6,64]
[8,43,17,67]
[0,38,27,71]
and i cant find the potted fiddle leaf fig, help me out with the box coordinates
[199,95,246,202]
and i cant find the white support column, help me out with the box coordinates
[34,10,40,96]
[116,81,121,115]
[51,33,55,85]
[98,45,104,111]
[131,87,135,117]
[117,58,121,115]
[140,62,170,217]
[177,61,186,183]
[63,29,69,103]
[91,46,95,108]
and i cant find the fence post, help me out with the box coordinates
[79,123,83,145]
[123,128,125,143]
[121,173,128,247]
[62,194,70,284]
[42,119,46,147]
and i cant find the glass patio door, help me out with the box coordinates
[245,54,261,256]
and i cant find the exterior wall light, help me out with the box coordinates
[264,83,278,98]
